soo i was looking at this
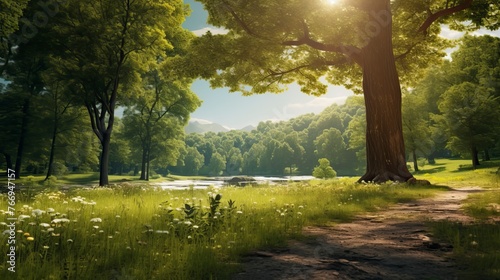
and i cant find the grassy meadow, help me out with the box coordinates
[1,158,499,279]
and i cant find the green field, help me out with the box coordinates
[1,158,499,279]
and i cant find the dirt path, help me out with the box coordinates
[233,187,484,280]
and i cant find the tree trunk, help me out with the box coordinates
[412,149,419,172]
[140,146,147,180]
[146,149,150,181]
[483,149,490,161]
[45,117,59,181]
[471,146,480,169]
[358,1,413,183]
[427,153,436,165]
[99,132,111,186]
[14,98,30,179]
[3,153,13,171]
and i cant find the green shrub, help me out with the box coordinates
[312,158,337,179]
[43,175,58,189]
[52,162,68,176]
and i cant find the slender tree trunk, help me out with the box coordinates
[471,146,480,169]
[483,149,490,161]
[45,117,59,180]
[146,149,150,181]
[427,153,436,165]
[3,153,13,170]
[412,149,419,172]
[140,148,147,180]
[358,1,413,183]
[14,98,30,179]
[99,132,111,186]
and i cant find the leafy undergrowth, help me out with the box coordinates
[0,180,445,279]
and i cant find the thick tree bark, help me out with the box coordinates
[358,1,413,183]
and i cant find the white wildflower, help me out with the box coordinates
[32,209,46,217]
[18,215,31,221]
[51,218,70,224]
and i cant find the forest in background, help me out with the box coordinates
[2,34,499,179]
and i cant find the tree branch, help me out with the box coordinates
[221,1,270,41]
[395,42,420,61]
[418,0,473,34]
[262,58,348,86]
[282,21,362,64]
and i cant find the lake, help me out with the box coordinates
[154,176,315,190]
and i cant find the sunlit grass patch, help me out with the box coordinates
[416,159,500,188]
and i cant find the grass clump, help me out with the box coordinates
[462,190,500,220]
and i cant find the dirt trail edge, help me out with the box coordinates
[233,187,484,280]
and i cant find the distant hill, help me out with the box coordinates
[185,121,230,134]
[240,125,256,132]
[185,120,256,134]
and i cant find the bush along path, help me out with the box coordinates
[233,187,486,280]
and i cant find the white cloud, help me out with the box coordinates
[192,26,229,36]
[189,118,213,124]
[270,95,350,122]
[287,96,348,110]
[471,29,500,37]
[439,25,465,40]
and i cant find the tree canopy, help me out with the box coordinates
[183,0,499,182]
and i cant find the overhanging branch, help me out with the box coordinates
[418,0,473,33]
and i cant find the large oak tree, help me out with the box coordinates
[185,0,498,182]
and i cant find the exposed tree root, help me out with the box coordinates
[358,171,412,184]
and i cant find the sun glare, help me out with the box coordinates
[324,0,339,4]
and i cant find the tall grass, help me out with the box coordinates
[1,180,445,279]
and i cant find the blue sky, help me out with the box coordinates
[183,0,354,129]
